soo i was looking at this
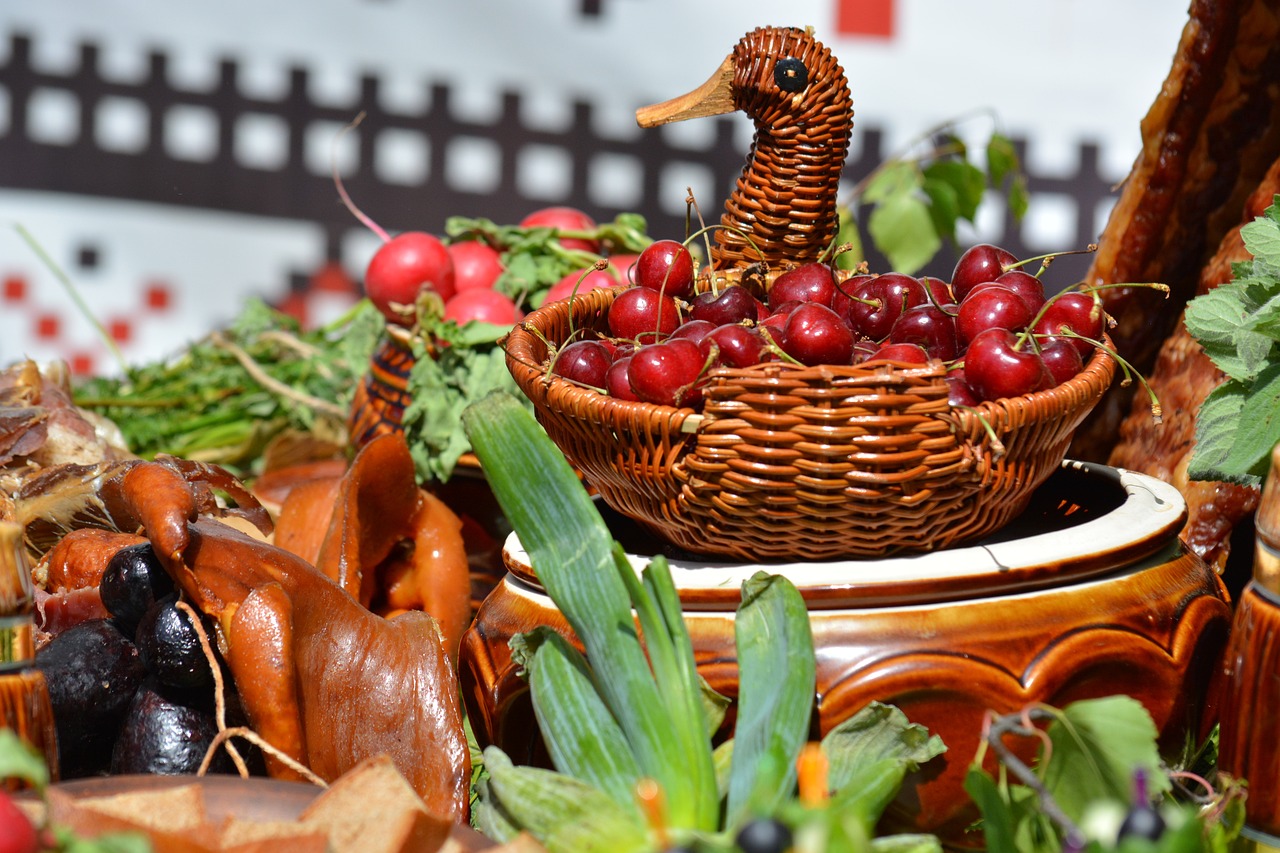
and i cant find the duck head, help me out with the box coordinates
[637,26,854,270]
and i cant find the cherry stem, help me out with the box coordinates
[981,706,1085,848]
[1005,244,1098,277]
[332,112,390,244]
[952,404,1006,459]
[1054,328,1163,424]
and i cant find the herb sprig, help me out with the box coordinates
[1185,195,1280,486]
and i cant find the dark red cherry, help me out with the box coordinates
[888,304,959,361]
[1038,337,1085,385]
[604,355,641,401]
[608,285,682,344]
[689,285,764,326]
[952,243,1018,301]
[670,319,717,346]
[964,328,1054,401]
[1032,291,1105,356]
[844,273,928,341]
[946,366,980,407]
[780,302,855,366]
[551,339,612,388]
[956,285,1036,345]
[993,270,1046,313]
[700,323,766,368]
[870,342,930,365]
[634,239,696,298]
[628,338,707,407]
[768,263,837,308]
[920,275,954,307]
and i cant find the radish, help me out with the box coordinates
[447,240,505,291]
[519,206,599,253]
[444,289,523,326]
[364,232,456,325]
[544,268,619,306]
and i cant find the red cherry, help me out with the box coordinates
[608,286,682,344]
[768,263,838,308]
[920,275,954,307]
[520,206,599,252]
[1039,336,1086,385]
[964,328,1054,401]
[888,304,959,361]
[780,302,855,366]
[628,338,707,406]
[830,273,876,319]
[670,319,717,347]
[689,285,765,326]
[700,323,766,368]
[951,243,1018,301]
[870,342,930,365]
[843,273,928,341]
[552,339,612,388]
[634,239,696,298]
[1032,291,1105,356]
[946,366,980,407]
[956,285,1036,345]
[446,241,504,291]
[993,270,1045,313]
[605,355,641,401]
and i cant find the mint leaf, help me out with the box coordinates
[1185,282,1270,382]
[1222,362,1280,482]
[1241,212,1280,273]
[1189,382,1253,485]
[868,193,941,275]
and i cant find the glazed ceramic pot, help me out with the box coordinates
[458,460,1232,846]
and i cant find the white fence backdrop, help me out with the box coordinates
[0,0,1189,375]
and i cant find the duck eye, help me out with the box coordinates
[774,57,808,92]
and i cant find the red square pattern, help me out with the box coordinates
[837,0,895,38]
[3,276,26,302]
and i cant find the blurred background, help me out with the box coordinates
[0,0,1189,376]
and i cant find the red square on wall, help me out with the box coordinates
[837,0,895,38]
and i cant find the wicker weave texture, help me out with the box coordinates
[505,284,1117,562]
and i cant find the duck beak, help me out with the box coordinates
[635,55,735,127]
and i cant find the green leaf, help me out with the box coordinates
[479,747,651,853]
[726,572,817,827]
[862,161,922,205]
[921,177,961,244]
[1006,175,1030,221]
[867,194,942,275]
[0,728,50,789]
[986,134,1020,188]
[514,627,644,813]
[834,208,867,271]
[1222,361,1280,481]
[1039,696,1168,824]
[870,834,944,853]
[964,767,1019,853]
[923,160,986,222]
[821,701,946,794]
[1242,212,1280,273]
[1188,382,1255,486]
[462,392,713,829]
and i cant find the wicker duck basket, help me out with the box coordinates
[504,281,1117,563]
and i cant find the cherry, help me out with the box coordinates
[1038,336,1085,385]
[964,328,1053,401]
[364,231,457,325]
[920,275,954,307]
[851,338,879,364]
[520,206,599,252]
[689,285,764,326]
[870,342,930,364]
[951,243,1018,301]
[1032,291,1105,357]
[604,355,641,401]
[544,268,618,305]
[634,239,696,298]
[446,240,504,291]
[608,286,683,344]
[888,304,959,361]
[628,338,707,406]
[780,302,855,366]
[844,273,928,341]
[670,319,717,346]
[955,285,1036,345]
[551,339,613,388]
[830,273,876,319]
[443,289,523,326]
[768,262,837,308]
[946,366,980,407]
[992,270,1046,313]
[700,323,766,368]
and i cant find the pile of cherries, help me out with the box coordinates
[549,240,1107,409]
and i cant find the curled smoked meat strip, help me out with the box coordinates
[118,460,471,821]
[1108,156,1280,570]
[1072,0,1280,462]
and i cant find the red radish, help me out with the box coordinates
[544,268,618,305]
[608,253,641,284]
[520,206,599,252]
[443,289,522,326]
[365,232,457,326]
[447,241,505,291]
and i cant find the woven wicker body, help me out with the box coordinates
[506,285,1116,562]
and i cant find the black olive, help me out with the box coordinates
[735,817,793,853]
[110,677,234,775]
[99,542,175,637]
[35,618,147,778]
[134,595,213,690]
